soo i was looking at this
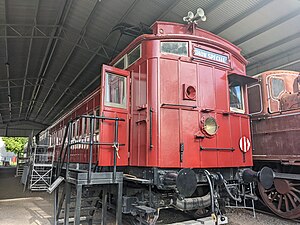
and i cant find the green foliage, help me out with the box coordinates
[2,137,28,154]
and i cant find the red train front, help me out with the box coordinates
[48,21,264,223]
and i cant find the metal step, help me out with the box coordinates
[58,216,93,224]
[61,206,96,213]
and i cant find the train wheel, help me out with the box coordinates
[258,178,300,219]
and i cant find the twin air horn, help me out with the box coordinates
[183,8,206,24]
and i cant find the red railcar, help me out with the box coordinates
[249,70,300,219]
[47,21,263,223]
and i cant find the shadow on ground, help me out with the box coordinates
[0,167,53,225]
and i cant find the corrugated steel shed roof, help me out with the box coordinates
[0,0,299,136]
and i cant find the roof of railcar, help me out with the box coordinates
[111,21,247,66]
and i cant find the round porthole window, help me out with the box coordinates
[186,85,196,100]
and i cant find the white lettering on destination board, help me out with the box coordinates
[194,48,228,64]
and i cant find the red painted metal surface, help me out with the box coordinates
[50,21,252,169]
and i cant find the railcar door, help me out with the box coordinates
[98,65,130,166]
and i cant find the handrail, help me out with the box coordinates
[55,114,125,184]
[56,122,70,179]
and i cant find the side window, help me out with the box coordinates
[229,84,244,113]
[104,72,127,108]
[95,108,100,132]
[88,111,93,134]
[72,122,76,138]
[248,84,262,114]
[161,42,188,56]
[127,45,141,67]
[82,117,87,135]
[271,78,285,98]
[114,56,126,69]
[113,44,141,69]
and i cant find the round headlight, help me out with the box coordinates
[203,117,218,136]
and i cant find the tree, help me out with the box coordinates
[2,137,28,155]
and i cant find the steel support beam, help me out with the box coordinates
[35,0,99,119]
[0,24,114,58]
[247,45,300,76]
[44,0,138,122]
[273,58,300,70]
[234,9,300,46]
[3,0,12,120]
[245,31,300,60]
[51,76,99,123]
[25,0,73,120]
[19,0,40,118]
[0,77,86,96]
[212,0,273,34]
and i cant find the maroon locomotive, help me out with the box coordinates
[249,70,300,219]
[46,20,269,224]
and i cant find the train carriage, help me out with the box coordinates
[47,19,269,224]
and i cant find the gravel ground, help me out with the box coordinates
[227,208,299,225]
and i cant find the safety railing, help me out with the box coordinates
[55,114,125,183]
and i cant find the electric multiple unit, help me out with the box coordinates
[46,21,270,223]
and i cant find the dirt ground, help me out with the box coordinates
[0,167,53,225]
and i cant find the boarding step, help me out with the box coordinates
[61,206,96,213]
[58,215,93,224]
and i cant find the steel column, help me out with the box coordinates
[101,186,108,225]
[74,184,83,225]
[54,188,58,225]
[88,115,95,183]
[64,182,71,225]
[116,182,123,225]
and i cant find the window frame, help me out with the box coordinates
[247,83,263,115]
[160,41,188,57]
[114,55,126,69]
[113,44,141,69]
[229,83,245,114]
[94,107,100,133]
[269,77,285,100]
[127,44,142,68]
[104,72,127,109]
[266,75,286,113]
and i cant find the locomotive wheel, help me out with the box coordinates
[258,178,300,219]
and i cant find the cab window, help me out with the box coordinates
[104,72,127,108]
[271,77,285,98]
[161,42,188,56]
[229,84,244,112]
